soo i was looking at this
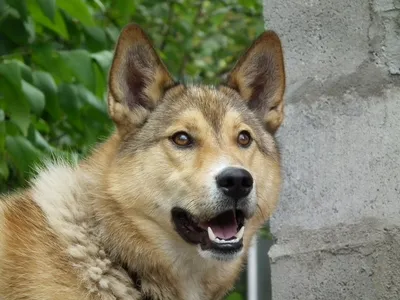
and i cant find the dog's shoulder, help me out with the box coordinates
[32,163,141,298]
[0,163,141,299]
[0,187,40,260]
[0,177,82,298]
[0,164,84,298]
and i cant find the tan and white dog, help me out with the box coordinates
[0,23,285,300]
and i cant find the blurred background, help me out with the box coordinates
[0,1,272,298]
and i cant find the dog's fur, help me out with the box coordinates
[0,24,285,300]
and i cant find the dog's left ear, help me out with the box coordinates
[108,24,175,133]
[225,31,285,135]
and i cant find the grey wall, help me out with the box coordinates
[263,0,400,299]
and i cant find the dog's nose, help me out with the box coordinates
[216,167,253,199]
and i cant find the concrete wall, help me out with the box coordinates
[263,0,400,299]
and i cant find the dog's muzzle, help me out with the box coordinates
[171,167,254,260]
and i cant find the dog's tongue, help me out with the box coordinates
[209,210,238,240]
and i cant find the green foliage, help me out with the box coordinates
[0,0,264,192]
[0,0,264,296]
[226,292,244,300]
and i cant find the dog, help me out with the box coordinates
[0,23,285,300]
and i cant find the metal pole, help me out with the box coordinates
[247,236,258,300]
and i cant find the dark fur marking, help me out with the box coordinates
[247,53,279,114]
[126,46,155,111]
[120,260,158,299]
[199,100,227,134]
[120,263,156,300]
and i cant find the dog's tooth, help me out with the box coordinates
[207,227,216,241]
[214,237,239,244]
[236,226,245,240]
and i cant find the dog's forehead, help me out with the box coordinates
[162,85,249,131]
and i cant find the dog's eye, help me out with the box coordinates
[237,131,252,148]
[171,131,193,147]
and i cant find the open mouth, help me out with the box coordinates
[171,207,245,254]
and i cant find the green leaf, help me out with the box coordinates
[0,0,6,15]
[33,129,53,151]
[22,80,45,116]
[7,0,28,20]
[0,14,32,45]
[15,61,33,83]
[58,83,80,116]
[0,61,30,135]
[32,71,61,118]
[0,109,5,152]
[105,25,120,43]
[23,15,36,42]
[57,0,95,26]
[0,60,21,89]
[91,50,112,75]
[0,125,8,179]
[93,62,106,99]
[76,85,107,114]
[34,118,50,134]
[59,49,96,92]
[225,292,243,300]
[27,125,53,152]
[27,1,69,39]
[0,157,9,180]
[5,121,22,137]
[84,26,107,52]
[31,44,74,83]
[37,0,56,22]
[114,0,136,23]
[6,135,42,177]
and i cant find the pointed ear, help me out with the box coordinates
[225,31,285,134]
[108,24,176,132]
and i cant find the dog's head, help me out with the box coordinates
[106,24,285,262]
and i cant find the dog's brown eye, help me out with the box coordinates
[237,131,252,147]
[171,132,193,147]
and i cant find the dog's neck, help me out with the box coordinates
[94,200,241,300]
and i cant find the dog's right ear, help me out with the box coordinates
[108,24,175,133]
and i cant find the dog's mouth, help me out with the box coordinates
[171,207,245,254]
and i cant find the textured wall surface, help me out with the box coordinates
[264,0,400,299]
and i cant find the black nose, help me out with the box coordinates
[216,167,253,199]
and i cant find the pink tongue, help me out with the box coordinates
[211,223,238,239]
[210,211,238,239]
